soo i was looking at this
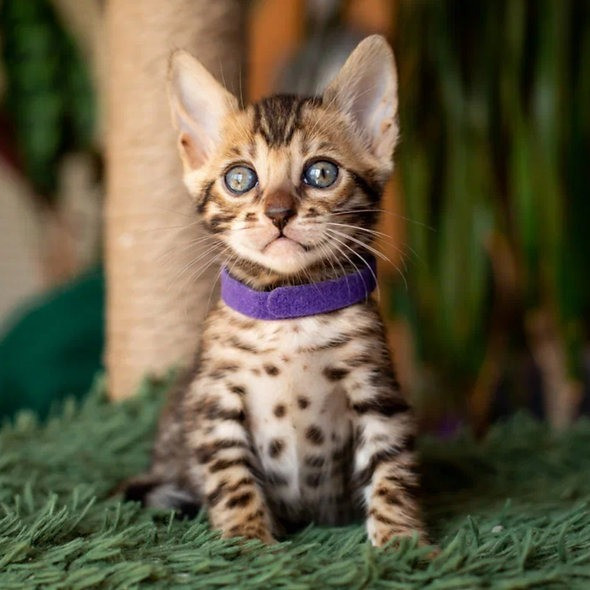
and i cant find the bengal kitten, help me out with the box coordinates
[122,35,428,547]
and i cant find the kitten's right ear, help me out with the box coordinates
[323,35,398,168]
[168,50,237,171]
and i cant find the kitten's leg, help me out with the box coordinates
[118,370,200,517]
[349,382,428,547]
[183,376,276,543]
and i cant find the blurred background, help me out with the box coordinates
[0,0,588,435]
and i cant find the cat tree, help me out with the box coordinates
[105,0,246,399]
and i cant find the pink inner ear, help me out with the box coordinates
[179,132,205,169]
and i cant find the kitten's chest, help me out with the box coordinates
[243,345,352,453]
[244,347,353,521]
[208,305,364,519]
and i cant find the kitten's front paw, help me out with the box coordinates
[222,523,276,545]
[367,512,426,548]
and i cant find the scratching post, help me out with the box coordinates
[105,0,246,399]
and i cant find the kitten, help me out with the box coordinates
[122,35,428,547]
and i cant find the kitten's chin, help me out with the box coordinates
[261,237,307,273]
[263,236,302,257]
[233,237,310,275]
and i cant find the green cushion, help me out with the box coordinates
[0,267,104,420]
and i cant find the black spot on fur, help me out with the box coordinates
[376,487,403,506]
[246,508,265,522]
[264,364,280,376]
[305,425,325,446]
[351,395,410,417]
[354,437,416,488]
[195,439,247,464]
[344,354,373,368]
[332,447,346,463]
[323,367,350,381]
[302,336,351,352]
[297,396,310,409]
[229,337,257,353]
[369,508,397,526]
[268,439,285,458]
[369,367,400,390]
[273,404,286,418]
[208,363,240,380]
[230,385,247,396]
[202,399,245,423]
[384,474,421,498]
[265,470,289,486]
[209,457,252,474]
[226,491,254,509]
[305,473,322,488]
[207,479,228,507]
[304,455,325,468]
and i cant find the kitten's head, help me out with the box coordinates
[169,35,398,288]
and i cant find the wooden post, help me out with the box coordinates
[105,0,246,399]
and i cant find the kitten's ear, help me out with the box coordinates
[323,35,398,166]
[168,50,238,171]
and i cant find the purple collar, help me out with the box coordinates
[220,257,377,320]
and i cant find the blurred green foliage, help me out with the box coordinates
[0,0,95,198]
[394,0,590,421]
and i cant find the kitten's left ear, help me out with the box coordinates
[323,35,398,166]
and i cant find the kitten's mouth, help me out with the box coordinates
[262,236,305,257]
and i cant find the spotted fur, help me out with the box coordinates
[121,36,428,547]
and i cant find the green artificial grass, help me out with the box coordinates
[3,377,590,589]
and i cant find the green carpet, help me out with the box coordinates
[2,377,590,589]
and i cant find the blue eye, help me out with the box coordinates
[224,165,257,194]
[303,160,338,188]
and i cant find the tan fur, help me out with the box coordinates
[121,36,428,548]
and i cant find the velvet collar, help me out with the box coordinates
[220,256,376,320]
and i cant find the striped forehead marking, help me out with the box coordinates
[252,95,322,147]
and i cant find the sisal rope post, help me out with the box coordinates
[105,0,246,399]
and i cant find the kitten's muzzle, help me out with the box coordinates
[264,190,296,232]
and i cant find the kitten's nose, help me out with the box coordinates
[264,190,296,231]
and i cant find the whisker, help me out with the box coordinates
[326,221,392,240]
[323,232,379,301]
[326,228,393,266]
[325,228,407,292]
[318,241,340,281]
[324,242,351,290]
[230,224,263,233]
[155,236,221,264]
[149,205,197,219]
[169,242,225,286]
[206,249,236,311]
[331,208,435,231]
[186,246,229,286]
[325,221,414,271]
[134,219,204,234]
